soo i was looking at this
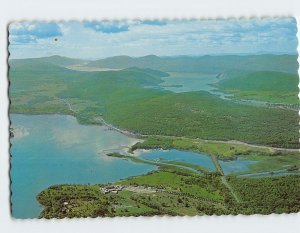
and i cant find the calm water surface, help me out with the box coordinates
[10,114,156,218]
[158,72,233,100]
[139,149,216,171]
[159,72,219,93]
[10,114,260,218]
[138,149,257,174]
[219,158,257,175]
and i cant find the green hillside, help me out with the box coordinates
[104,91,298,148]
[217,71,299,104]
[37,174,300,218]
[9,56,299,148]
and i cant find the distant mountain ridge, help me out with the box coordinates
[87,55,163,70]
[87,54,298,74]
[9,55,87,68]
[9,54,299,74]
[8,56,169,78]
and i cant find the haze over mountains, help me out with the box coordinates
[9,54,299,74]
[88,54,299,73]
[9,55,86,68]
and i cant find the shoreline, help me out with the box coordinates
[9,111,300,151]
[10,113,300,218]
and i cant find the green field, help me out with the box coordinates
[130,136,274,159]
[238,153,300,174]
[107,152,206,174]
[128,136,300,174]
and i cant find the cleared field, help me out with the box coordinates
[131,136,274,159]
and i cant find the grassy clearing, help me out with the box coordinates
[107,152,208,173]
[118,171,225,202]
[129,136,300,175]
[239,153,300,174]
[131,136,275,159]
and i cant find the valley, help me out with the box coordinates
[9,54,300,218]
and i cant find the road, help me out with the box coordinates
[202,139,299,152]
[58,97,299,153]
[99,115,299,152]
[221,176,240,203]
[211,155,240,203]
[56,97,75,113]
[58,97,296,205]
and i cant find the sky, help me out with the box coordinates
[8,18,298,59]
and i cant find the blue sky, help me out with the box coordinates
[9,18,298,59]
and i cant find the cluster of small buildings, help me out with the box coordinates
[61,201,78,214]
[101,185,123,194]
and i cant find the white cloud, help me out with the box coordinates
[9,18,297,59]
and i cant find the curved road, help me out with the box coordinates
[58,97,299,153]
[99,116,299,152]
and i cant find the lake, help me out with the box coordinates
[158,72,233,99]
[139,149,216,171]
[158,72,278,106]
[159,72,219,93]
[10,114,258,218]
[10,114,157,218]
[219,158,258,175]
[138,149,257,175]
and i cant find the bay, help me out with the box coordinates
[10,114,157,218]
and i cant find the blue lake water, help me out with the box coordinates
[158,72,233,100]
[159,72,219,93]
[239,171,300,178]
[139,149,216,171]
[219,158,258,175]
[11,114,258,219]
[138,149,257,174]
[10,114,157,218]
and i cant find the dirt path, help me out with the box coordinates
[202,139,299,152]
[211,155,240,203]
[221,176,240,203]
[211,155,224,176]
[124,185,157,193]
[56,97,75,113]
[97,117,137,137]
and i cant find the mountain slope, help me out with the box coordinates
[217,70,299,104]
[9,55,87,69]
[87,54,298,74]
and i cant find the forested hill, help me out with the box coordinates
[86,54,298,74]
[9,55,299,148]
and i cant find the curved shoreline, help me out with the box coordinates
[10,111,299,152]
